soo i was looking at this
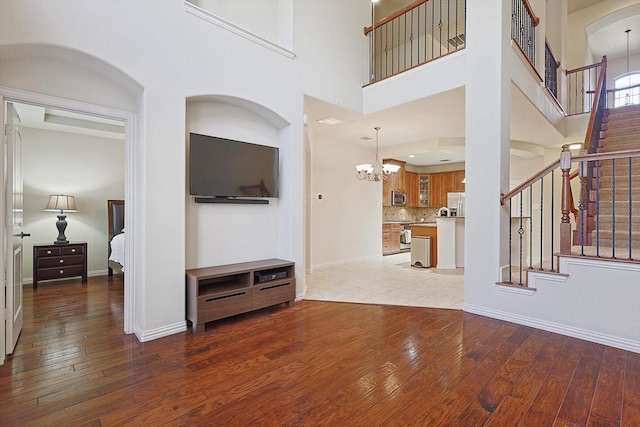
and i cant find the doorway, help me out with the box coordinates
[1,89,136,364]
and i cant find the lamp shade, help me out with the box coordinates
[44,195,77,212]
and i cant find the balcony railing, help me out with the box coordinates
[545,40,560,99]
[364,0,466,83]
[511,0,539,68]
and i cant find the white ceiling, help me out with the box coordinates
[13,103,125,140]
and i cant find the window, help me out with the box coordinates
[613,73,640,107]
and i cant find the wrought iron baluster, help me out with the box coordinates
[612,158,616,259]
[551,170,555,271]
[529,184,533,269]
[509,198,513,284]
[519,192,524,285]
[629,157,633,260]
[596,158,600,257]
[539,177,544,269]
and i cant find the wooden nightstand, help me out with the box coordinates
[33,242,87,288]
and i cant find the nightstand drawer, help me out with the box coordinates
[37,265,85,281]
[38,255,84,269]
[37,247,62,257]
[61,245,84,255]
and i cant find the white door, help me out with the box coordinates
[5,102,25,354]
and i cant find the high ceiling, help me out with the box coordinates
[308,0,640,167]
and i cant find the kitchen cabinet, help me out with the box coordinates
[419,174,429,207]
[429,173,445,207]
[417,169,465,207]
[406,171,419,207]
[382,223,401,255]
[382,159,406,207]
[452,170,466,192]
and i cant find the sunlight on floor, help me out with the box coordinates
[304,253,464,309]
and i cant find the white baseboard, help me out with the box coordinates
[464,303,640,353]
[135,321,187,342]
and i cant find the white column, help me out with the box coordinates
[464,0,512,306]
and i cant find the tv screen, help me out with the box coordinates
[189,133,279,198]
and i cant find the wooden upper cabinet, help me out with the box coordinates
[381,159,406,206]
[452,170,466,192]
[426,169,465,207]
[429,172,445,207]
[406,171,419,207]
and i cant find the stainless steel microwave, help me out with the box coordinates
[392,191,407,206]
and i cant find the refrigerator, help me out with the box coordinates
[447,192,465,217]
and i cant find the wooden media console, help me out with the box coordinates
[186,258,295,333]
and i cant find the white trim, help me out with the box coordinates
[183,1,296,60]
[526,270,568,288]
[0,86,137,335]
[562,255,640,273]
[135,321,187,342]
[496,284,536,295]
[464,303,640,353]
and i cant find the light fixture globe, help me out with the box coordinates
[355,127,399,182]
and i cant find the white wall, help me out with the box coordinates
[0,0,371,340]
[309,131,382,267]
[185,100,286,269]
[21,127,125,280]
[567,0,640,70]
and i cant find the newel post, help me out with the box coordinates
[560,145,572,254]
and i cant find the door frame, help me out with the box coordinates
[0,87,137,363]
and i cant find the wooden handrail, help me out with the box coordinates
[522,0,540,26]
[363,0,427,35]
[583,56,607,153]
[572,148,640,163]
[500,159,560,205]
[566,61,601,75]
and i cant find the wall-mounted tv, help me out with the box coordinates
[189,133,279,201]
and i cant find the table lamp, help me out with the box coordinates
[44,195,77,245]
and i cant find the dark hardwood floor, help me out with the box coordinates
[1,275,639,426]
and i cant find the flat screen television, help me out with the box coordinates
[189,133,279,199]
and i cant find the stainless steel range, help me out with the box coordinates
[400,225,411,251]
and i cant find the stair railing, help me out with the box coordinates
[499,57,609,285]
[568,148,640,261]
[500,160,562,285]
[566,56,607,116]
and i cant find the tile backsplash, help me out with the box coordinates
[383,207,439,223]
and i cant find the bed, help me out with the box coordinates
[108,199,125,276]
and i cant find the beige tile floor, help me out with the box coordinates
[304,252,464,309]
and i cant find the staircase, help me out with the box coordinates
[573,104,640,256]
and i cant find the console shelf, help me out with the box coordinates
[186,258,295,333]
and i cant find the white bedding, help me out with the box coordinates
[109,232,125,271]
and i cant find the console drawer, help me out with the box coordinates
[197,288,253,323]
[253,279,295,310]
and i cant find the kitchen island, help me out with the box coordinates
[436,217,465,269]
[410,223,438,267]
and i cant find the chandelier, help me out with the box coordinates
[355,127,400,182]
